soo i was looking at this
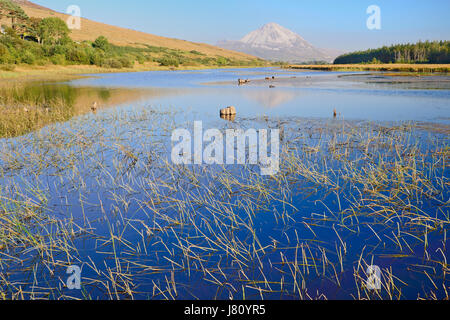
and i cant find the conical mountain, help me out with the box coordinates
[218,23,341,63]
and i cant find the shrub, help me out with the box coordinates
[0,43,7,57]
[102,58,122,69]
[21,50,36,64]
[0,44,14,64]
[157,57,179,67]
[216,56,230,66]
[66,47,89,64]
[46,44,68,56]
[51,54,66,65]
[2,53,15,65]
[35,58,48,66]
[118,56,133,68]
[89,51,104,66]
[135,54,146,64]
[0,64,15,71]
[92,36,109,51]
[190,50,205,56]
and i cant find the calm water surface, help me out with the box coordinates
[65,67,450,123]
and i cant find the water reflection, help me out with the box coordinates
[2,68,450,139]
[0,83,184,138]
[243,89,297,108]
[220,113,236,122]
[65,68,450,124]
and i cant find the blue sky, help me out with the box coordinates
[33,0,450,51]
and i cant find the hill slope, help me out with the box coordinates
[218,23,341,63]
[12,0,257,61]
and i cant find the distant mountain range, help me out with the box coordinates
[218,23,342,63]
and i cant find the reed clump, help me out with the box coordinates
[0,85,76,138]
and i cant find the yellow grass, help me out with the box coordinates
[0,84,163,137]
[287,64,450,73]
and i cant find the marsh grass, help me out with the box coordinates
[0,104,448,300]
[0,85,76,138]
[0,84,157,138]
[0,103,76,138]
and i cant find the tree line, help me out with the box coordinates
[334,40,450,64]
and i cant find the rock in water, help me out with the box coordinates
[220,106,237,116]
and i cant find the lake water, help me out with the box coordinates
[0,68,448,300]
[64,68,450,123]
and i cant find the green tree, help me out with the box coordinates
[334,41,450,64]
[37,17,70,45]
[25,17,42,42]
[93,36,109,51]
[0,0,29,33]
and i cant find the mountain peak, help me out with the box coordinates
[259,22,300,36]
[218,23,341,63]
[260,22,289,31]
[240,23,309,48]
[264,22,281,27]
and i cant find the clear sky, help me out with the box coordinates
[32,0,450,52]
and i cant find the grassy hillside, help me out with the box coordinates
[0,0,265,80]
[14,0,256,61]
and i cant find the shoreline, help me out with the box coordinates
[4,63,449,85]
[0,63,270,84]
